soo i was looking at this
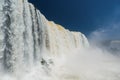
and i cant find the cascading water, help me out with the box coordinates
[0,0,120,80]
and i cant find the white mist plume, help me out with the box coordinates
[0,44,120,80]
[89,25,120,42]
[0,0,120,80]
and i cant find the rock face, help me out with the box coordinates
[0,0,89,72]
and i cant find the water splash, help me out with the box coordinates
[0,46,120,80]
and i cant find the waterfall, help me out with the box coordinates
[0,0,88,73]
[0,0,120,80]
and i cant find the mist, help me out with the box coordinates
[0,22,120,80]
[0,39,120,80]
[55,47,120,80]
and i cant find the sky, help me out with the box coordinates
[29,0,120,40]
